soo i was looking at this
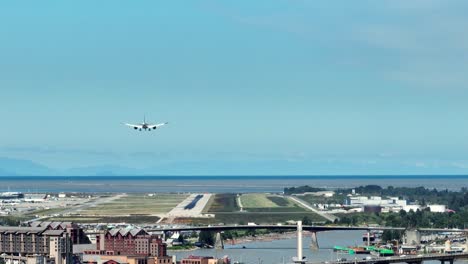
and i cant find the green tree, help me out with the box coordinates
[198,231,215,246]
[222,231,233,240]
[302,216,312,225]
[245,229,257,237]
[382,230,402,242]
[0,216,21,226]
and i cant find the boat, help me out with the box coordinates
[363,232,382,244]
[333,246,356,254]
[445,248,464,254]
[370,248,395,257]
[365,246,376,251]
[349,247,370,254]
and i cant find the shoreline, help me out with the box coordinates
[167,231,305,252]
[225,231,308,245]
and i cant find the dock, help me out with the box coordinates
[306,253,468,264]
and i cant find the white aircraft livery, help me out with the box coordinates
[125,116,168,131]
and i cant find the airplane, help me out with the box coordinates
[124,116,168,131]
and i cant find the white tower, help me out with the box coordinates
[294,221,306,263]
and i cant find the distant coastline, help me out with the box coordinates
[0,175,467,179]
[0,175,466,193]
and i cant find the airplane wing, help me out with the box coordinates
[125,123,143,129]
[149,122,168,129]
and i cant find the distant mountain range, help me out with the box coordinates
[0,157,140,176]
[2,156,468,176]
[0,157,53,176]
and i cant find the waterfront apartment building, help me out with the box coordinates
[0,226,73,264]
[29,221,91,244]
[95,228,167,257]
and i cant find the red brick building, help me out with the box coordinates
[29,221,90,244]
[180,255,227,264]
[96,229,166,257]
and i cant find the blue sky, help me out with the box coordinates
[1,0,468,175]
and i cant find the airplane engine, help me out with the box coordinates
[134,127,138,130]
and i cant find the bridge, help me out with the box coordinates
[147,225,399,250]
[148,224,468,233]
[146,224,468,251]
[85,223,468,251]
[306,253,468,264]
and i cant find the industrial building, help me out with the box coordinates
[428,204,446,213]
[345,195,449,214]
[346,196,407,207]
[0,192,24,200]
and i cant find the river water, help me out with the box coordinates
[168,231,467,264]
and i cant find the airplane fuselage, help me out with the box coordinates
[134,123,153,130]
[126,118,167,131]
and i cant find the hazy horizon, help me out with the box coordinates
[2,1,468,175]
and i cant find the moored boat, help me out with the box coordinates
[349,246,370,254]
[370,248,395,257]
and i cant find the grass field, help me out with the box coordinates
[205,194,240,213]
[174,212,326,225]
[240,194,306,212]
[241,194,279,208]
[299,194,347,205]
[0,216,31,225]
[25,207,69,217]
[267,196,290,206]
[46,215,161,224]
[245,207,306,212]
[215,212,325,224]
[79,194,188,216]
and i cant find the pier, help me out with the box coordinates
[306,253,468,264]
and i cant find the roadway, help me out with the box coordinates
[306,253,468,264]
[84,224,403,235]
[84,224,468,235]
[236,194,244,212]
[26,194,126,223]
[148,224,409,233]
[147,224,468,234]
[288,196,338,222]
[166,193,212,218]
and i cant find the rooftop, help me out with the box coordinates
[107,228,148,237]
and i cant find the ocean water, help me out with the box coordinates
[0,175,466,193]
